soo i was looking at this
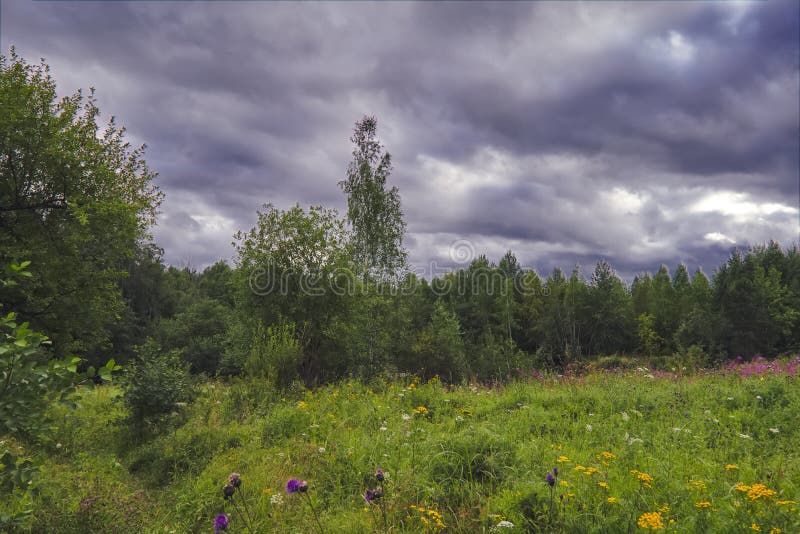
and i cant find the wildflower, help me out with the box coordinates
[412,405,429,416]
[228,473,241,488]
[585,424,593,432]
[631,469,653,488]
[270,493,284,505]
[546,473,555,487]
[364,487,384,504]
[695,501,712,508]
[738,433,752,439]
[379,426,388,431]
[770,529,781,534]
[776,500,796,506]
[213,514,229,533]
[285,478,303,494]
[375,468,385,482]
[263,487,272,495]
[724,464,739,471]
[574,465,586,472]
[746,483,776,501]
[751,524,761,531]
[601,451,616,460]
[401,413,411,421]
[637,511,664,530]
[497,520,515,528]
[298,401,309,409]
[607,497,617,504]
[552,467,559,476]
[621,411,630,421]
[318,447,326,453]
[598,482,608,489]
[222,484,235,499]
[769,428,779,434]
[689,479,707,491]
[584,466,601,476]
[559,480,568,487]
[557,455,570,463]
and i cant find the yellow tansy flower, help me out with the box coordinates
[637,511,664,530]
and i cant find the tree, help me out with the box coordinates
[339,116,407,280]
[411,299,467,382]
[0,49,162,356]
[232,203,351,383]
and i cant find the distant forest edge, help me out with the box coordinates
[2,49,799,388]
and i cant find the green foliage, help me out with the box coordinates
[412,300,468,382]
[0,49,162,357]
[339,115,407,280]
[245,321,301,389]
[122,340,191,427]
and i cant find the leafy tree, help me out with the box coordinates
[0,49,162,356]
[411,300,467,382]
[233,203,351,383]
[339,116,407,280]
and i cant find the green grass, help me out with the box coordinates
[19,369,800,533]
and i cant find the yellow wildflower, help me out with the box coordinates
[747,483,777,501]
[769,529,781,534]
[574,465,586,472]
[751,523,761,531]
[689,479,707,492]
[631,469,653,488]
[637,511,664,530]
[297,401,309,409]
[560,480,569,487]
[412,405,429,416]
[557,455,570,463]
[724,464,739,471]
[598,482,609,489]
[776,500,796,506]
[601,451,616,460]
[584,466,601,476]
[607,497,618,504]
[695,501,712,509]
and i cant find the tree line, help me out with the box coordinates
[2,50,799,392]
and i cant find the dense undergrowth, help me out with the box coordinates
[6,361,800,533]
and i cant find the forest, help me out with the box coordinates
[1,50,799,532]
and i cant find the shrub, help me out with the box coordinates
[122,340,191,427]
[245,321,301,389]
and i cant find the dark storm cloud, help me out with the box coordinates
[2,1,797,277]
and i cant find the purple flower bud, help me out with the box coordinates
[228,472,242,488]
[553,467,558,476]
[375,468,385,482]
[298,480,308,493]
[223,484,235,499]
[214,514,229,532]
[546,473,555,487]
[286,479,301,494]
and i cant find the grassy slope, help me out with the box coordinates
[23,369,800,533]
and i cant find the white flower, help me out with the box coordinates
[398,393,405,397]
[621,412,630,421]
[497,520,515,528]
[318,447,326,453]
[727,397,734,401]
[455,415,465,422]
[738,433,752,439]
[270,494,284,505]
[673,427,682,432]
[379,426,388,432]
[769,428,780,434]
[56,442,62,449]
[401,413,411,421]
[585,424,593,432]
[756,395,762,400]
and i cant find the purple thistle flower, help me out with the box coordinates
[286,478,301,494]
[365,489,376,504]
[375,468,385,482]
[546,473,555,487]
[228,472,242,488]
[552,467,558,476]
[298,480,308,493]
[214,514,229,533]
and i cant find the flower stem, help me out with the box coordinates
[304,492,325,534]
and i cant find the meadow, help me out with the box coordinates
[5,357,796,533]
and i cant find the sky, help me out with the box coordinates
[2,0,799,281]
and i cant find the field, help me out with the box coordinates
[11,359,800,533]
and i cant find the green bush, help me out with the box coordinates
[245,321,301,389]
[122,340,191,427]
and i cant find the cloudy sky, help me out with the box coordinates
[3,0,798,280]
